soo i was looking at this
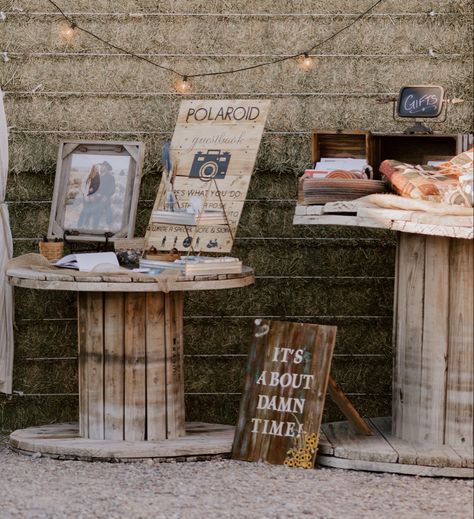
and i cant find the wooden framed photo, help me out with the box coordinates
[48,140,144,242]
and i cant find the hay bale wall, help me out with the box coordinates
[1,0,472,431]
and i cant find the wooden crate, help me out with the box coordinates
[311,129,373,167]
[372,133,465,173]
[311,130,469,176]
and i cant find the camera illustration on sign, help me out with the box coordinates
[189,150,231,182]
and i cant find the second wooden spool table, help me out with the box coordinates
[7,255,254,461]
[294,202,473,478]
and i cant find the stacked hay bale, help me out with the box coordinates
[0,0,472,430]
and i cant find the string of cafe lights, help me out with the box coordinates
[37,0,385,93]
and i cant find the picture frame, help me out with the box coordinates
[48,140,145,243]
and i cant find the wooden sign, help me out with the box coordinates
[232,320,337,468]
[397,85,445,118]
[145,99,270,253]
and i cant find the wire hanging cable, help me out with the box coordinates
[46,0,384,81]
[47,0,180,75]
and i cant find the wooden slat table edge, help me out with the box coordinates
[316,455,474,478]
[7,265,255,292]
[315,417,473,477]
[293,204,474,240]
[9,422,235,461]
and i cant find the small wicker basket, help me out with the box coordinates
[39,240,64,261]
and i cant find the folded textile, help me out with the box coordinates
[380,150,473,207]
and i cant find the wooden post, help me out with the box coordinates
[393,234,473,447]
[77,291,186,441]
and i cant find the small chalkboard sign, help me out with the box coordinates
[232,320,337,468]
[397,85,444,118]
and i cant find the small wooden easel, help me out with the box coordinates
[327,375,373,435]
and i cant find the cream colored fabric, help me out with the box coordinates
[365,194,474,216]
[0,88,14,394]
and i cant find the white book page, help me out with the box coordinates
[56,252,119,272]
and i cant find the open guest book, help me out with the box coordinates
[55,252,120,272]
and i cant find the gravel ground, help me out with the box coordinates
[0,441,472,519]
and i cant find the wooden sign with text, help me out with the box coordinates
[397,85,444,118]
[232,320,337,468]
[145,99,270,253]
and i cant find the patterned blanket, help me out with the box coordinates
[380,149,473,207]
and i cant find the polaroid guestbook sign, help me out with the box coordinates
[232,320,337,468]
[145,99,270,253]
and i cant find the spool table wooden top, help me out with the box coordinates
[293,198,473,239]
[6,254,255,293]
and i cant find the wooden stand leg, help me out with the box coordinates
[393,234,473,447]
[327,375,373,436]
[78,291,186,441]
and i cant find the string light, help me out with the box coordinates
[297,53,316,71]
[173,75,192,93]
[45,0,384,92]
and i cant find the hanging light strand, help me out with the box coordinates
[46,0,384,83]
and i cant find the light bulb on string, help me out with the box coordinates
[297,52,316,71]
[59,20,78,42]
[173,75,192,93]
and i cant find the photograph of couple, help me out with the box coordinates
[63,153,131,234]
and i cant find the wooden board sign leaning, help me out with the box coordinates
[145,99,270,254]
[232,320,337,468]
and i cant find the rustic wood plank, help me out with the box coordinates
[321,420,398,463]
[173,292,186,436]
[391,233,401,434]
[390,220,473,240]
[84,292,105,440]
[232,320,337,467]
[445,239,474,446]
[370,417,464,468]
[164,293,186,439]
[8,269,254,293]
[292,204,474,239]
[145,292,167,441]
[77,293,89,438]
[293,214,389,228]
[124,293,147,441]
[103,292,125,440]
[9,422,235,460]
[419,236,450,445]
[327,376,373,436]
[393,233,425,442]
[317,454,474,478]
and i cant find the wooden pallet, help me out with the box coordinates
[293,202,473,240]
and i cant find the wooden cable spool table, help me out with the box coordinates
[294,202,474,478]
[7,255,254,461]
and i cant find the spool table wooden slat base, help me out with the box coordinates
[317,417,474,478]
[9,422,234,462]
[78,291,185,441]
